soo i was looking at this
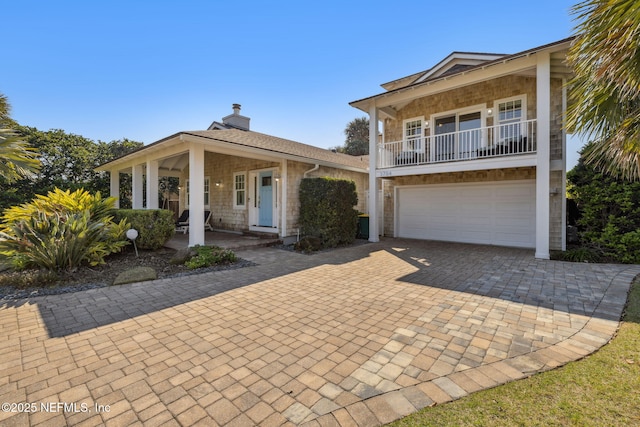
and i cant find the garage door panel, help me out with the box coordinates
[397,180,535,248]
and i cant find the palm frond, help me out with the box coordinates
[567,0,640,180]
[0,129,41,182]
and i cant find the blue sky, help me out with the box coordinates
[3,0,583,167]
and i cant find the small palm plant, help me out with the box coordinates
[0,188,129,271]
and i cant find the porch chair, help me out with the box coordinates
[175,210,190,233]
[177,210,213,234]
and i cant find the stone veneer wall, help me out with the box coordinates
[180,153,367,238]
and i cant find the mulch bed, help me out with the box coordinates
[0,246,254,301]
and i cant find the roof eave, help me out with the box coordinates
[349,37,575,113]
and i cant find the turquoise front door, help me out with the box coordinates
[259,171,273,227]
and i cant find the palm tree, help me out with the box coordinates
[0,93,40,182]
[566,0,640,180]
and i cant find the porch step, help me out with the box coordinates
[241,231,280,240]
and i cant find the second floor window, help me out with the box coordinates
[403,118,424,152]
[497,98,524,142]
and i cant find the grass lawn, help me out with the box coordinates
[388,279,640,427]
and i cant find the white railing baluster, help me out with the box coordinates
[377,119,537,169]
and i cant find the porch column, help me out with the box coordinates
[132,164,144,209]
[535,52,551,259]
[110,170,120,208]
[280,159,288,239]
[146,159,159,209]
[188,143,206,247]
[368,104,380,243]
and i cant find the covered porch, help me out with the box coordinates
[101,132,290,249]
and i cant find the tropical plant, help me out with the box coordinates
[0,93,40,183]
[0,188,129,271]
[566,0,640,180]
[332,117,370,156]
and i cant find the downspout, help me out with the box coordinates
[303,164,320,178]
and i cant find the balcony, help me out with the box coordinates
[378,119,537,169]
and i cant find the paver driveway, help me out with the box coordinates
[1,239,638,426]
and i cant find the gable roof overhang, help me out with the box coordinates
[96,130,369,175]
[350,37,575,118]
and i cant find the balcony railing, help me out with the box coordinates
[378,119,537,169]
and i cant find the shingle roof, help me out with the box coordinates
[97,128,368,172]
[184,129,368,170]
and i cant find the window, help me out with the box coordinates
[496,97,525,142]
[233,172,246,209]
[185,177,210,208]
[403,117,424,152]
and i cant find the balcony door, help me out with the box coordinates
[433,110,482,161]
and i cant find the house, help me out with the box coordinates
[350,38,574,259]
[96,105,369,247]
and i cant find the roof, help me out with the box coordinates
[380,52,506,91]
[184,129,368,169]
[351,37,575,111]
[97,128,369,172]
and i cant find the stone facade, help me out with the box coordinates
[180,153,368,239]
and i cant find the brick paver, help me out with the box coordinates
[1,239,638,426]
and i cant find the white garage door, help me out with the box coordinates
[397,180,536,248]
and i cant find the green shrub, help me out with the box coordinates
[0,188,129,271]
[184,245,237,269]
[568,153,640,263]
[294,236,323,253]
[112,209,175,250]
[298,177,358,250]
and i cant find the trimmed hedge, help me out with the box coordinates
[112,209,175,250]
[298,177,358,249]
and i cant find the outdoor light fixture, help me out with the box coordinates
[126,228,139,257]
[215,180,221,187]
[487,108,493,116]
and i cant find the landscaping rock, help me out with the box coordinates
[113,266,157,286]
[169,247,197,265]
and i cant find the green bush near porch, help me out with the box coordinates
[112,209,175,250]
[298,177,358,250]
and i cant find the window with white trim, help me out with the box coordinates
[402,117,424,152]
[233,172,246,209]
[496,97,525,142]
[185,177,210,208]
